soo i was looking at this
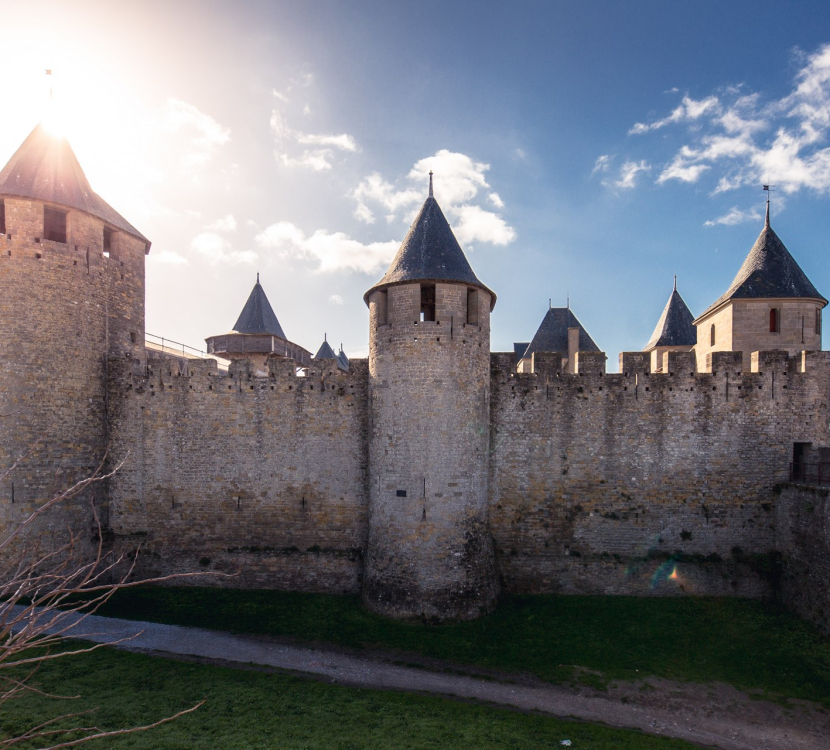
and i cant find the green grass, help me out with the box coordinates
[2,646,701,749]
[94,588,830,706]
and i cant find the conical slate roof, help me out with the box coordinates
[644,285,696,350]
[697,218,826,321]
[0,124,149,249]
[523,308,599,357]
[314,338,337,360]
[364,191,495,308]
[232,278,286,338]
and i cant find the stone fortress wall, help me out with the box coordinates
[0,198,146,556]
[105,333,830,621]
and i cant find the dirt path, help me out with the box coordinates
[35,610,830,750]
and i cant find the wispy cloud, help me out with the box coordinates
[162,99,230,166]
[255,221,398,274]
[204,214,237,232]
[704,206,763,227]
[614,160,651,188]
[270,108,357,172]
[352,149,515,247]
[591,154,612,175]
[329,294,344,305]
[191,232,257,265]
[618,43,830,196]
[148,249,188,265]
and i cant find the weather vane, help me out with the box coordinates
[763,184,775,226]
[428,170,433,198]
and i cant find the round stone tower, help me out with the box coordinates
[362,177,498,620]
[0,124,149,553]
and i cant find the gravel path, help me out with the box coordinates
[20,609,830,750]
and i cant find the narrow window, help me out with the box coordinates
[467,288,478,325]
[420,284,435,322]
[817,309,822,336]
[43,207,67,243]
[769,308,780,333]
[0,200,5,235]
[103,227,113,257]
[376,290,388,328]
[710,324,715,346]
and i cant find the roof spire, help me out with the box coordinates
[763,184,774,227]
[428,170,433,198]
[257,271,260,284]
[673,274,677,291]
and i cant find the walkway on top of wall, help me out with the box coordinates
[12,607,829,750]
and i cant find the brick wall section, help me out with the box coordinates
[364,282,498,619]
[777,483,830,635]
[0,197,145,557]
[106,354,369,593]
[488,348,830,597]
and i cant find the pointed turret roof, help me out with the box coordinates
[363,188,495,308]
[696,218,826,321]
[314,337,337,360]
[0,124,149,249]
[644,282,696,350]
[232,277,286,338]
[336,345,350,371]
[523,307,599,358]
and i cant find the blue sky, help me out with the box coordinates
[2,1,830,360]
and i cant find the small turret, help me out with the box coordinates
[205,275,312,369]
[643,278,696,372]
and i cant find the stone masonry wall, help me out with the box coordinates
[488,348,830,598]
[777,483,830,635]
[106,354,369,593]
[0,198,145,559]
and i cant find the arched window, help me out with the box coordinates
[770,308,780,333]
[710,324,715,346]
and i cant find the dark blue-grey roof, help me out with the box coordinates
[524,308,599,357]
[644,287,696,350]
[232,279,286,338]
[0,124,149,249]
[697,219,826,321]
[314,339,337,360]
[513,342,530,364]
[364,195,495,308]
[336,346,350,371]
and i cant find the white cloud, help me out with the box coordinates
[592,154,612,175]
[329,294,344,305]
[270,110,357,171]
[272,88,289,103]
[204,214,237,232]
[704,206,763,226]
[629,95,720,134]
[615,160,651,188]
[514,148,527,160]
[191,232,257,265]
[148,249,188,265]
[162,99,230,165]
[450,204,516,246]
[617,43,830,197]
[350,149,516,249]
[255,221,398,274]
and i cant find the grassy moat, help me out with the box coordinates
[3,590,829,749]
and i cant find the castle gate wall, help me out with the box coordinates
[488,349,830,597]
[0,199,145,556]
[776,483,830,635]
[106,356,369,592]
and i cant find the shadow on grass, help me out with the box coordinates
[94,588,830,707]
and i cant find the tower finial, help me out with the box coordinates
[257,272,260,284]
[763,184,774,227]
[673,274,677,292]
[428,170,433,198]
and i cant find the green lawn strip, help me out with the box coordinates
[94,588,830,706]
[2,646,702,750]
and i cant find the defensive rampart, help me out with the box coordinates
[107,355,369,592]
[488,349,830,597]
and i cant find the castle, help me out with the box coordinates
[1,124,829,628]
